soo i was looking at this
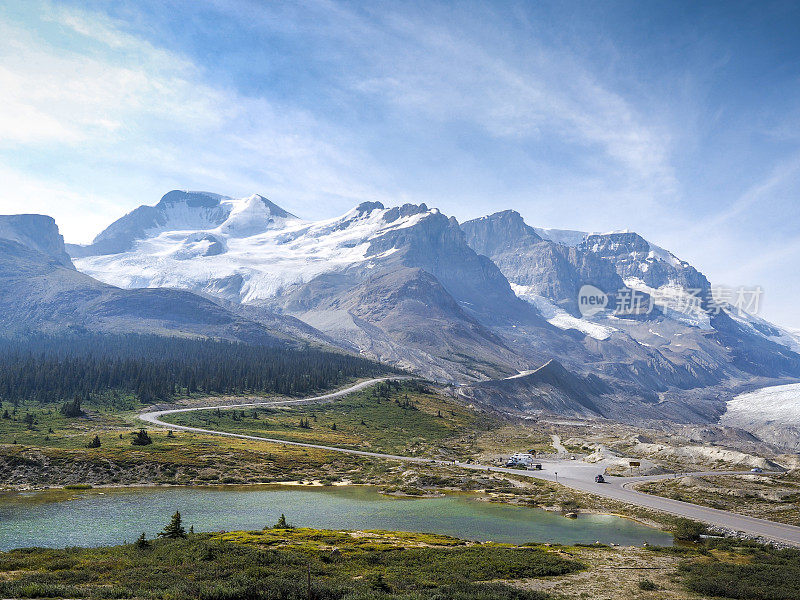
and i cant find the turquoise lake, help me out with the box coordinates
[0,484,672,550]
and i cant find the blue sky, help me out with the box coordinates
[1,0,799,326]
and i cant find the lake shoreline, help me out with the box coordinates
[0,480,667,532]
[0,483,673,551]
[0,479,667,531]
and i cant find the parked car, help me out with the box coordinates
[594,474,605,483]
[751,467,764,473]
[529,463,542,471]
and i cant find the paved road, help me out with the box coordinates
[138,378,800,546]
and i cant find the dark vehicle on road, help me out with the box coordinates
[594,474,605,483]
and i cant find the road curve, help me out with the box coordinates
[138,378,800,546]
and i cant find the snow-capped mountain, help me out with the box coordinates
[68,191,297,257]
[60,191,800,424]
[462,210,800,355]
[69,192,542,381]
[73,192,447,304]
[0,210,334,347]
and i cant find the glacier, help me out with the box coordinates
[74,193,438,304]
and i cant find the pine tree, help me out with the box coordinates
[158,511,187,539]
[135,532,150,548]
[60,397,83,417]
[87,435,101,448]
[272,514,293,529]
[331,422,337,431]
[132,429,153,446]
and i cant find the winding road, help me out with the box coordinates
[138,377,800,546]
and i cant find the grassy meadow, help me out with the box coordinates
[161,381,496,457]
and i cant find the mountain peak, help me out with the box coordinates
[0,214,74,268]
[461,209,541,257]
[355,201,385,213]
[71,190,297,256]
[156,190,225,208]
[245,194,296,220]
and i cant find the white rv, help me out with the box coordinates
[506,452,535,467]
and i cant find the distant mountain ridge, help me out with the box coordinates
[0,210,336,349]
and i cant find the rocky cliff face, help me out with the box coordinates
[462,211,624,314]
[579,231,710,291]
[366,208,534,323]
[460,210,542,256]
[275,266,523,381]
[0,214,74,268]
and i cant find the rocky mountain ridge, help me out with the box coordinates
[6,190,800,425]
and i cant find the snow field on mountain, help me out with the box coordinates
[75,197,433,303]
[510,283,616,340]
[721,383,800,428]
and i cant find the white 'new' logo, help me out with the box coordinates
[578,284,608,317]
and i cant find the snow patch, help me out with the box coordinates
[725,308,800,354]
[510,284,615,340]
[624,278,713,330]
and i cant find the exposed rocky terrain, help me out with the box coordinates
[5,192,800,431]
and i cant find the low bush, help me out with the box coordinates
[0,529,581,599]
[679,543,800,599]
[673,518,707,542]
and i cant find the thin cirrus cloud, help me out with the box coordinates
[367,15,675,194]
[0,2,394,241]
[310,1,678,216]
[1,0,675,238]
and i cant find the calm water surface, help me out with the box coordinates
[0,485,672,550]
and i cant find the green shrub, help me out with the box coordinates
[638,578,658,590]
[131,429,153,446]
[0,529,581,600]
[673,518,707,542]
[679,544,800,599]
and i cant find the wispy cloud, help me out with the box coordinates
[0,2,393,240]
[700,152,800,231]
[339,4,677,203]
